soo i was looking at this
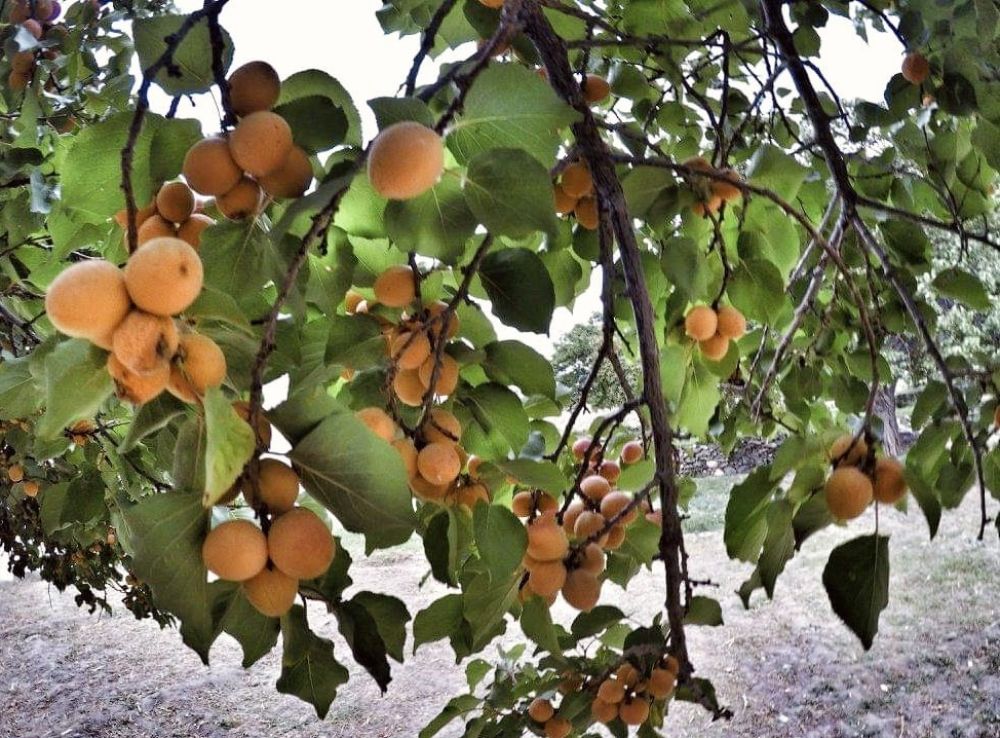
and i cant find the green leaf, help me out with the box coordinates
[727,259,787,323]
[473,503,527,581]
[40,475,106,534]
[746,144,809,200]
[447,63,577,166]
[277,605,350,718]
[676,362,721,437]
[385,175,477,264]
[758,500,796,597]
[571,605,625,638]
[38,340,114,441]
[479,249,555,334]
[200,221,286,313]
[464,148,558,239]
[119,394,187,454]
[483,340,556,399]
[202,388,255,507]
[172,415,207,493]
[368,96,434,129]
[419,695,482,738]
[274,95,347,153]
[822,534,890,650]
[413,594,465,653]
[278,70,362,147]
[683,595,723,626]
[464,382,531,454]
[932,268,991,310]
[351,591,410,663]
[335,598,392,692]
[724,467,776,563]
[212,582,280,668]
[0,355,41,420]
[493,459,568,494]
[520,595,563,656]
[133,15,234,95]
[290,411,416,551]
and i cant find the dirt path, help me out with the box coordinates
[1,495,997,738]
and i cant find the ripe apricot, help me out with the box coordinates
[692,195,723,217]
[712,168,742,202]
[582,74,611,103]
[699,333,729,361]
[231,400,272,447]
[168,333,226,402]
[7,465,24,483]
[597,678,625,704]
[579,542,605,575]
[553,183,576,214]
[456,481,490,508]
[243,566,298,618]
[344,290,365,314]
[423,408,461,445]
[528,559,567,597]
[574,510,607,541]
[228,111,293,177]
[872,457,907,504]
[715,305,746,339]
[562,499,585,534]
[619,698,650,726]
[580,474,611,502]
[418,353,459,396]
[374,265,416,308]
[7,69,30,92]
[620,440,643,465]
[825,466,873,520]
[604,524,626,549]
[600,491,636,523]
[11,51,34,73]
[536,492,558,514]
[544,716,571,738]
[528,698,554,723]
[267,507,336,579]
[355,407,396,442]
[176,213,215,249]
[616,663,640,688]
[183,136,243,196]
[123,237,203,317]
[647,667,676,699]
[255,458,300,513]
[137,214,176,245]
[112,310,179,375]
[684,305,718,341]
[259,145,313,199]
[901,52,930,85]
[561,162,593,199]
[107,353,169,404]
[417,442,461,486]
[156,181,195,224]
[367,121,444,200]
[391,330,431,371]
[572,437,592,460]
[512,491,535,517]
[202,519,268,581]
[425,300,460,339]
[227,60,281,117]
[591,698,618,723]
[409,474,449,502]
[216,176,262,220]
[477,0,504,7]
[828,433,868,467]
[562,568,600,611]
[393,368,427,406]
[526,514,569,561]
[45,260,131,342]
[574,196,599,230]
[598,460,621,483]
[22,480,39,497]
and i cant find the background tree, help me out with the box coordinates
[552,317,641,410]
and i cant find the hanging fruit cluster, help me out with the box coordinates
[114,180,215,249]
[683,303,747,360]
[553,161,598,230]
[824,434,908,521]
[5,0,62,92]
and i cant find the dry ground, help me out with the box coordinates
[1,481,997,738]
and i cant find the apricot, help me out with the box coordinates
[662,654,680,675]
[423,408,461,445]
[562,568,601,611]
[526,514,569,561]
[528,559,567,597]
[528,698,554,723]
[828,434,867,467]
[228,111,293,177]
[692,195,723,217]
[202,519,268,582]
[418,353,459,396]
[22,18,42,38]
[604,524,626,549]
[712,168,743,202]
[512,491,535,517]
[107,353,169,404]
[598,460,621,483]
[620,440,643,464]
[255,458,300,513]
[580,474,611,502]
[386,440,416,480]
[582,74,611,103]
[168,333,226,402]
[647,667,676,699]
[22,480,39,497]
[872,457,907,504]
[616,663,640,688]
[619,698,650,726]
[425,300,460,339]
[183,136,243,196]
[409,474,448,502]
[574,196,599,230]
[544,717,571,738]
[536,492,558,514]
[355,407,396,442]
[367,121,444,200]
[216,176,262,220]
[227,60,281,117]
[571,437,592,460]
[137,214,176,245]
[7,465,24,483]
[267,507,336,579]
[477,0,504,7]
[111,310,179,375]
[600,491,636,523]
[597,678,625,704]
[684,305,718,341]
[374,265,416,308]
[45,260,131,342]
[579,542,605,575]
[825,466,873,520]
[394,368,427,406]
[574,510,606,541]
[901,52,930,85]
[699,333,729,361]
[7,70,30,91]
[391,330,431,371]
[456,481,490,508]
[344,290,364,314]
[467,455,482,479]
[8,0,30,23]
[562,499,585,535]
[258,145,313,199]
[243,566,298,618]
[561,162,593,199]
[176,213,215,249]
[591,698,618,723]
[11,51,34,73]
[715,305,746,339]
[156,181,195,224]
[233,400,273,448]
[123,237,203,317]
[553,183,576,214]
[417,442,460,486]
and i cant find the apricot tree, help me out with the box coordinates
[1,0,998,734]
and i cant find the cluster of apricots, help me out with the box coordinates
[114,180,215,249]
[4,459,39,497]
[516,437,649,613]
[683,156,743,217]
[44,225,225,405]
[683,304,747,361]
[823,434,908,521]
[182,61,314,219]
[5,0,62,91]
[553,161,599,230]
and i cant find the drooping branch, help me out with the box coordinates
[403,0,460,96]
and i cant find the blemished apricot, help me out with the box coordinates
[355,407,397,442]
[137,214,176,245]
[176,213,215,250]
[423,408,461,445]
[255,458,300,513]
[579,542,605,575]
[418,353,459,396]
[712,168,742,202]
[367,121,444,200]
[574,196,599,230]
[647,667,676,699]
[202,519,268,582]
[620,440,643,464]
[417,442,461,486]
[580,474,611,501]
[901,52,930,85]
[393,368,426,407]
[600,491,636,523]
[111,310,179,375]
[107,353,169,404]
[716,305,746,340]
[7,465,24,483]
[183,136,244,196]
[243,566,298,618]
[825,466,873,520]
[619,698,650,726]
[574,510,606,541]
[828,433,868,467]
[123,237,203,317]
[527,514,569,561]
[553,183,576,214]
[168,333,226,402]
[562,568,601,611]
[528,559,567,597]
[597,678,625,704]
[591,698,618,723]
[699,333,729,361]
[598,460,621,483]
[572,437,592,460]
[232,400,272,448]
[267,507,336,579]
[216,176,262,220]
[259,145,313,199]
[391,330,431,371]
[582,74,611,103]
[156,181,195,224]
[22,480,39,497]
[544,717,571,738]
[45,260,131,342]
[227,60,281,117]
[374,265,416,308]
[228,111,293,177]
[561,162,593,199]
[528,698,555,723]
[872,457,908,504]
[684,305,718,341]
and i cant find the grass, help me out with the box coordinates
[682,473,741,533]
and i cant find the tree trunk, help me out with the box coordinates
[874,380,901,457]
